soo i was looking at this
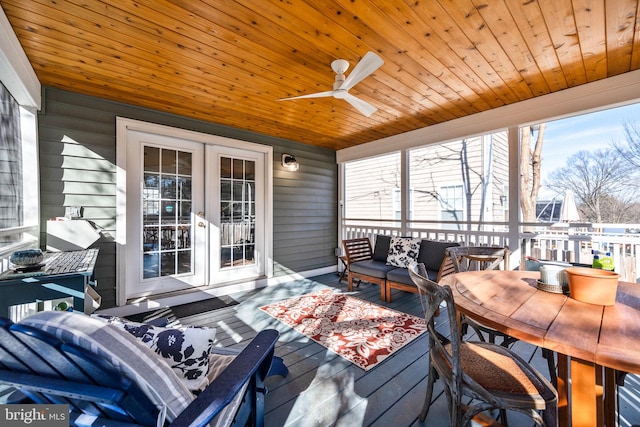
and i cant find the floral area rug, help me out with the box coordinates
[259,289,426,371]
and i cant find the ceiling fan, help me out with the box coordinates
[279,51,384,117]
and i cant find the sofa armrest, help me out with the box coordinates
[170,329,279,427]
[342,238,373,265]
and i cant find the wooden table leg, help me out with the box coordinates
[557,353,570,427]
[603,367,617,427]
[571,357,599,427]
[596,365,604,427]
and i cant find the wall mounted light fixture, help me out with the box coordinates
[281,154,299,171]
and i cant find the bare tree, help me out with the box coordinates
[412,138,496,229]
[546,149,636,222]
[520,124,546,223]
[597,195,640,223]
[612,119,640,169]
[459,139,487,225]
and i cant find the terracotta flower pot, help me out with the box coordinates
[565,267,619,306]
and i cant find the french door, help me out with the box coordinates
[118,119,271,302]
[207,146,265,283]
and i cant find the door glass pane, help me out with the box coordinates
[233,159,244,179]
[161,252,176,276]
[161,177,177,199]
[220,156,256,268]
[143,146,193,279]
[161,149,177,174]
[177,151,192,175]
[145,146,160,172]
[143,253,159,278]
[221,180,231,200]
[143,174,159,224]
[245,161,255,180]
[178,201,191,224]
[220,157,232,178]
[178,177,191,199]
[177,250,191,274]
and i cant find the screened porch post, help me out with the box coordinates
[508,125,521,269]
[400,149,409,236]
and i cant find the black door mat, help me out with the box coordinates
[125,295,239,324]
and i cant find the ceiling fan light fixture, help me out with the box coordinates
[331,59,349,74]
[277,51,384,117]
[282,154,299,171]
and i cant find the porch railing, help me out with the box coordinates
[341,219,640,283]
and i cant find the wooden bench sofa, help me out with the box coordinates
[342,235,459,302]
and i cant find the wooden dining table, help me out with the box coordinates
[440,270,640,427]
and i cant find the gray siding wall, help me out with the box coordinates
[38,87,337,308]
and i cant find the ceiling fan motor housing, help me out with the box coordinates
[333,74,346,91]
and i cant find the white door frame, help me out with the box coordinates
[116,118,273,306]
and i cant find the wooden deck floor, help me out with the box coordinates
[130,272,640,427]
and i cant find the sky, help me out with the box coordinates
[537,102,640,200]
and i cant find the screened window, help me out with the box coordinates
[343,152,400,221]
[408,133,509,226]
[0,82,37,256]
[528,103,640,225]
[0,83,22,234]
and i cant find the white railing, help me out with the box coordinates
[342,218,510,245]
[341,219,640,282]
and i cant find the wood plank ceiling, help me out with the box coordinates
[1,0,639,150]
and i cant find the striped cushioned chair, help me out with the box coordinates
[0,311,279,427]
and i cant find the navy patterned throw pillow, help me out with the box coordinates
[386,237,421,268]
[94,315,216,391]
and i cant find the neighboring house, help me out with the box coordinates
[344,132,509,227]
[537,199,563,223]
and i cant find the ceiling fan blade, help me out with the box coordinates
[340,51,384,91]
[343,93,377,117]
[278,91,335,101]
